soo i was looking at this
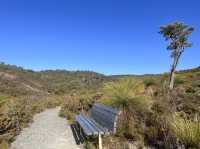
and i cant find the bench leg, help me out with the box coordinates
[98,133,102,149]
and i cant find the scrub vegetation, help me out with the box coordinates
[61,66,200,149]
[1,62,200,149]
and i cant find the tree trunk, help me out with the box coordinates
[169,51,182,90]
[169,57,178,90]
[169,67,175,90]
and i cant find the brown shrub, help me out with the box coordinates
[0,140,9,149]
[0,95,63,143]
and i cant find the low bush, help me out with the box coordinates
[0,95,63,143]
[59,96,81,121]
[59,93,97,121]
[85,141,96,149]
[174,77,185,85]
[143,78,157,87]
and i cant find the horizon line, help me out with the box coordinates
[1,61,199,76]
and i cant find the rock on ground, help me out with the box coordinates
[10,107,82,149]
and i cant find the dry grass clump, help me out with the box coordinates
[102,136,145,149]
[144,112,175,148]
[59,95,81,121]
[171,114,200,148]
[59,93,98,121]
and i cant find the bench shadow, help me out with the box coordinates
[70,123,87,145]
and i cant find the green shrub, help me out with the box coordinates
[101,79,152,141]
[101,79,149,109]
[143,79,156,87]
[101,79,152,118]
[174,77,185,85]
[171,114,200,148]
[85,141,96,149]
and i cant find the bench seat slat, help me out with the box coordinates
[91,108,117,131]
[76,115,93,136]
[89,118,110,135]
[81,115,108,135]
[78,115,99,135]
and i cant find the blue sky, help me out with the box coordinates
[0,0,199,75]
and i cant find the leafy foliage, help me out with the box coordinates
[159,22,194,89]
[160,22,194,57]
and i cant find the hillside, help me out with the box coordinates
[0,63,111,97]
[1,62,200,99]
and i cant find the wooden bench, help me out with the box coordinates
[75,103,121,149]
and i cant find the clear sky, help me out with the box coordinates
[0,0,199,75]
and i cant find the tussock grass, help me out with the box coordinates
[171,114,200,148]
[101,78,152,141]
[101,78,152,111]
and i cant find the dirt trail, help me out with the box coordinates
[10,107,81,149]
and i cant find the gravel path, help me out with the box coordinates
[10,107,82,149]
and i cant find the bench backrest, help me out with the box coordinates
[90,103,120,133]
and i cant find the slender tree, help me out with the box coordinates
[159,22,194,90]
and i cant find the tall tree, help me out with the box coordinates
[159,22,194,90]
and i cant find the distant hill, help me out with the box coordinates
[0,62,199,97]
[0,63,111,97]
